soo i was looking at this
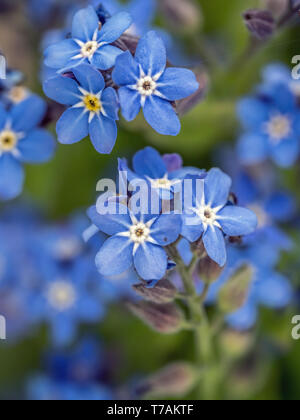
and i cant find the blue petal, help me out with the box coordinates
[92,45,123,70]
[112,51,139,86]
[0,102,8,129]
[72,64,105,93]
[203,226,226,267]
[133,147,166,178]
[44,39,79,70]
[255,272,292,308]
[129,0,156,34]
[0,154,24,200]
[157,68,198,101]
[177,238,193,265]
[237,97,269,130]
[101,87,119,120]
[134,243,167,280]
[87,205,131,236]
[51,316,76,347]
[270,137,299,167]
[43,75,80,106]
[11,95,46,132]
[96,236,133,276]
[98,12,132,44]
[237,133,269,165]
[71,6,99,42]
[57,108,89,144]
[205,168,232,208]
[89,114,117,154]
[218,206,257,236]
[135,31,166,77]
[151,213,182,246]
[181,213,203,242]
[143,96,180,135]
[18,129,56,163]
[118,87,141,121]
[226,302,257,330]
[99,0,120,15]
[265,192,295,221]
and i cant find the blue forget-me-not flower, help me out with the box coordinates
[181,168,257,267]
[112,31,199,135]
[44,6,132,72]
[43,63,119,154]
[88,204,182,280]
[0,96,56,200]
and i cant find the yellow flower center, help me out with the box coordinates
[266,115,291,143]
[0,130,17,151]
[83,94,101,113]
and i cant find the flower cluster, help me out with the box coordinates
[42,5,199,153]
[88,147,257,281]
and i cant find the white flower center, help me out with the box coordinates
[265,114,291,143]
[117,215,158,255]
[80,41,99,59]
[137,76,157,96]
[129,222,150,244]
[54,237,82,260]
[197,205,217,226]
[47,281,77,311]
[0,130,18,151]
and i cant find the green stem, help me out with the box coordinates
[167,244,223,399]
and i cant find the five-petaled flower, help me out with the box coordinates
[44,6,132,73]
[88,204,182,280]
[43,64,119,154]
[0,96,56,200]
[112,31,199,136]
[237,83,300,168]
[181,168,257,267]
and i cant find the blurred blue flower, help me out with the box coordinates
[88,204,182,280]
[27,337,112,400]
[182,168,257,267]
[205,243,293,330]
[28,377,111,400]
[44,64,119,154]
[232,169,294,253]
[112,31,199,135]
[28,258,104,346]
[237,81,300,168]
[44,6,132,72]
[0,96,56,200]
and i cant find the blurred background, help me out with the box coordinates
[0,0,300,400]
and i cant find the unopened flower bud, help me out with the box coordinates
[243,9,275,40]
[219,329,254,359]
[261,0,289,18]
[197,255,224,284]
[159,0,201,32]
[132,279,177,304]
[176,71,208,116]
[218,265,253,313]
[136,363,197,398]
[127,301,184,334]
